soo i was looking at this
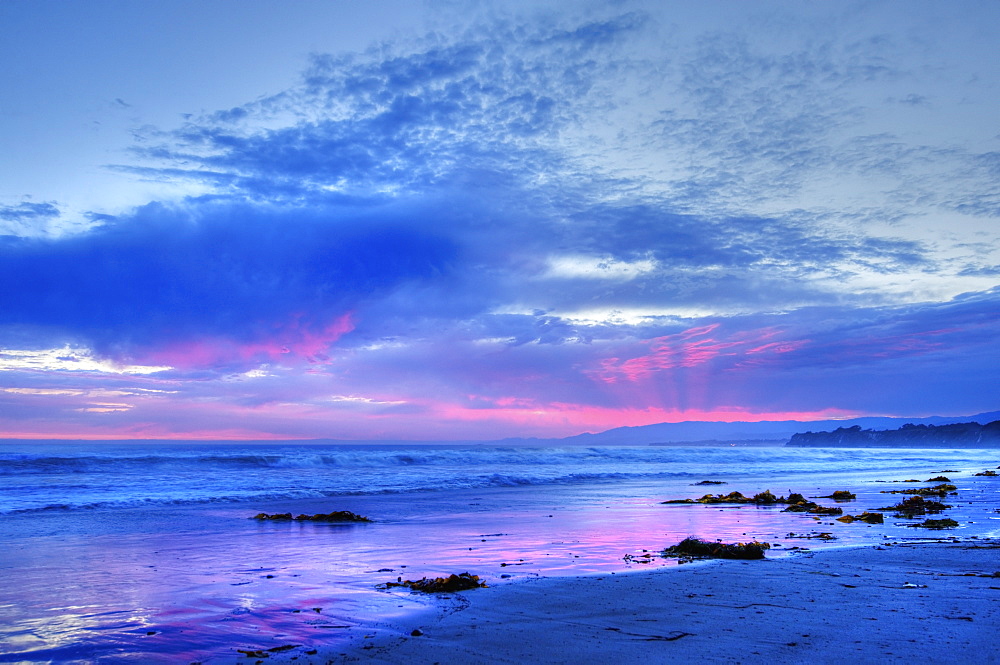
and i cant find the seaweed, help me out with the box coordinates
[662,537,770,560]
[295,511,372,522]
[925,476,951,482]
[875,495,951,516]
[974,470,998,477]
[662,490,800,505]
[908,518,960,529]
[693,480,727,485]
[661,491,747,504]
[835,512,884,524]
[815,490,856,501]
[252,511,372,522]
[252,512,294,520]
[384,572,487,593]
[781,500,843,516]
[879,483,957,497]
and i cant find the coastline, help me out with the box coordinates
[321,539,1000,664]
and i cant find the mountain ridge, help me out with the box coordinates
[556,411,1000,446]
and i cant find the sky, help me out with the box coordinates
[1,0,999,440]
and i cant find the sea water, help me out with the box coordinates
[1,442,998,663]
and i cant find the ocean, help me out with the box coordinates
[1,442,998,663]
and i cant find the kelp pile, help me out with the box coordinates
[879,483,957,497]
[662,537,770,560]
[781,494,844,516]
[252,511,372,522]
[383,572,487,593]
[908,518,960,529]
[663,489,793,505]
[661,489,852,515]
[835,512,884,524]
[815,491,856,501]
[974,470,998,477]
[876,495,952,517]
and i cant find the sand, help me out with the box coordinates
[317,540,1000,665]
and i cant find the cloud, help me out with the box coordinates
[0,14,966,375]
[0,201,61,236]
[0,199,456,367]
[0,201,60,222]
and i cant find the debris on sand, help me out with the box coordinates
[383,572,487,593]
[908,518,960,529]
[236,645,299,658]
[252,511,372,522]
[623,551,659,564]
[785,532,837,540]
[662,537,770,560]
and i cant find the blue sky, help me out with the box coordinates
[1,1,998,439]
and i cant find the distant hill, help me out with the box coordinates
[787,420,1000,448]
[556,411,1000,446]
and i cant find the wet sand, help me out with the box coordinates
[320,540,1000,664]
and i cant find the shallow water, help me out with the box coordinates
[1,443,998,663]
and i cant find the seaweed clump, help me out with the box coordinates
[909,518,960,529]
[662,490,797,505]
[974,470,998,477]
[876,495,951,517]
[252,511,372,522]
[835,512,885,524]
[879,483,957,497]
[781,496,843,516]
[925,476,951,482]
[662,537,770,560]
[384,572,487,593]
[815,490,856,501]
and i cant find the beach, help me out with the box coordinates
[1,444,998,663]
[328,540,1000,664]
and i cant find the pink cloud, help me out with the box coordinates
[142,313,354,369]
[587,325,805,384]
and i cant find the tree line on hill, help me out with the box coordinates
[787,420,1000,447]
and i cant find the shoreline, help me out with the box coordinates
[3,448,998,663]
[316,539,1000,664]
